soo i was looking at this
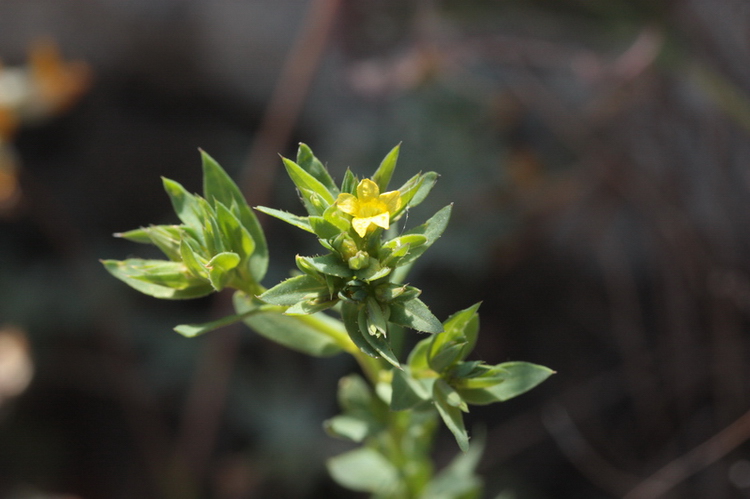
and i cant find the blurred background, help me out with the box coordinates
[1,0,750,497]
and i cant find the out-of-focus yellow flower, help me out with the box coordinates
[336,179,401,238]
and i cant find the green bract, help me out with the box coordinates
[102,144,554,499]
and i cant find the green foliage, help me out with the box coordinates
[103,144,553,499]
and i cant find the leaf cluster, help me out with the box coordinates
[102,151,268,299]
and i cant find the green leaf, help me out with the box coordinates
[116,225,184,261]
[327,448,401,495]
[259,274,329,306]
[206,251,240,290]
[296,143,338,194]
[201,150,268,282]
[341,302,380,358]
[389,294,443,334]
[372,143,400,192]
[162,178,203,233]
[391,367,432,411]
[305,254,353,278]
[366,297,388,338]
[255,206,313,233]
[102,259,214,299]
[456,362,554,405]
[396,204,452,268]
[284,298,337,315]
[233,292,342,356]
[392,171,439,219]
[340,168,358,194]
[407,337,432,371]
[282,156,336,207]
[358,306,401,369]
[195,197,224,255]
[174,309,258,338]
[324,415,371,442]
[429,340,468,373]
[179,238,209,279]
[215,202,255,265]
[430,303,481,368]
[434,379,470,452]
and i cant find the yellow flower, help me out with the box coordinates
[336,179,402,238]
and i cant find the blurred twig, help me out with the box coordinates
[624,407,750,499]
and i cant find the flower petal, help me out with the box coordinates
[380,191,401,214]
[368,212,390,230]
[357,179,380,201]
[351,218,371,238]
[336,193,358,216]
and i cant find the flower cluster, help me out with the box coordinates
[257,144,447,367]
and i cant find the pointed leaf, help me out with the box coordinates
[372,143,400,192]
[296,143,338,194]
[162,178,202,233]
[434,379,470,452]
[341,301,380,358]
[215,202,255,265]
[430,303,481,366]
[392,171,439,219]
[389,295,443,333]
[307,254,353,278]
[429,340,468,373]
[233,292,342,356]
[340,168,358,194]
[456,362,554,405]
[255,206,313,233]
[259,274,329,306]
[174,309,258,338]
[282,157,336,206]
[179,238,209,279]
[395,204,452,268]
[102,259,214,299]
[358,306,400,369]
[391,367,432,411]
[117,225,185,261]
[201,150,268,282]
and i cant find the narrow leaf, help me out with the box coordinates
[174,309,258,338]
[259,274,329,306]
[434,379,470,452]
[233,292,342,357]
[341,302,380,358]
[456,362,554,405]
[255,206,314,233]
[372,143,400,192]
[296,143,338,194]
[162,178,202,233]
[200,150,268,282]
[395,204,452,268]
[282,157,336,206]
[101,259,214,299]
[389,295,443,333]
